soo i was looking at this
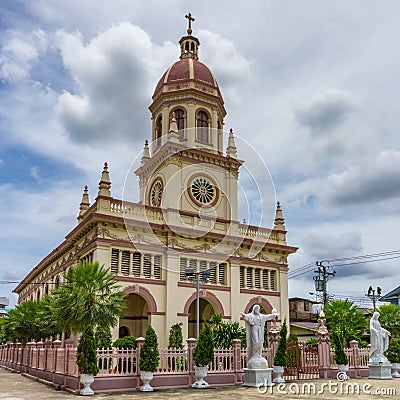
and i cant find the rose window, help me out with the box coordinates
[191,177,216,204]
[150,180,163,207]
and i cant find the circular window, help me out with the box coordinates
[190,176,216,205]
[150,180,163,207]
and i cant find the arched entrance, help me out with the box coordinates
[188,298,215,338]
[119,293,149,338]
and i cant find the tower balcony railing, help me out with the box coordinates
[89,197,284,245]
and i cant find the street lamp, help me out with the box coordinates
[366,285,382,311]
[185,266,214,339]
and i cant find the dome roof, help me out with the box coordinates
[153,58,219,98]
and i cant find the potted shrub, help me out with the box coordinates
[192,323,214,388]
[332,331,349,380]
[139,325,160,392]
[76,325,99,396]
[387,338,400,378]
[273,319,287,383]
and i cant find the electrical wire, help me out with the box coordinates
[288,250,400,279]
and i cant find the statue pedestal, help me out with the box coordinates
[243,368,273,387]
[368,363,393,380]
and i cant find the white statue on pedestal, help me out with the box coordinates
[369,311,391,364]
[240,305,279,369]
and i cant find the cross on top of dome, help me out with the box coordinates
[180,13,199,60]
[185,12,195,35]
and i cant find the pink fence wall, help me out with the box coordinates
[317,317,370,379]
[0,320,374,393]
[0,338,248,393]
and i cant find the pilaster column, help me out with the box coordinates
[268,323,280,366]
[317,312,331,379]
[187,338,197,385]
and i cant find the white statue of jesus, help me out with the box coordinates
[241,305,279,369]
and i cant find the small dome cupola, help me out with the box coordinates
[149,13,226,155]
[179,13,199,60]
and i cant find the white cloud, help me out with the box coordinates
[0,29,47,83]
[198,29,253,102]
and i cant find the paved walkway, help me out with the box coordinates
[1,367,399,399]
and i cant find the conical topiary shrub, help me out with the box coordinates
[77,325,99,376]
[193,323,214,367]
[192,323,214,388]
[139,325,159,392]
[332,331,348,366]
[274,319,287,367]
[273,319,287,383]
[77,325,99,395]
[140,325,160,372]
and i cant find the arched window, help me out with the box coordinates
[173,108,185,138]
[197,111,209,143]
[54,276,60,289]
[155,115,162,148]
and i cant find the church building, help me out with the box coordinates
[14,16,297,347]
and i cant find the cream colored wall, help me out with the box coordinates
[146,158,238,221]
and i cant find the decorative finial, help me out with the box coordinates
[141,139,151,165]
[78,185,90,222]
[97,162,111,198]
[226,128,238,158]
[185,12,195,35]
[274,201,286,231]
[168,112,180,143]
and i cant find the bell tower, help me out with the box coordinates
[136,15,242,222]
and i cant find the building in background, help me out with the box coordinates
[379,285,400,306]
[0,297,9,317]
[289,297,321,340]
[13,17,297,346]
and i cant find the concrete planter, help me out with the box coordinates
[391,363,400,378]
[140,371,154,392]
[80,374,94,396]
[337,364,349,381]
[192,366,209,388]
[273,365,285,383]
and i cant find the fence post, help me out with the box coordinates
[135,336,145,384]
[267,320,280,366]
[349,340,360,378]
[26,341,35,374]
[187,338,197,386]
[317,311,331,379]
[53,339,62,383]
[231,339,242,384]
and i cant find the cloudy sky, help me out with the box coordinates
[1,1,400,307]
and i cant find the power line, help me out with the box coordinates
[289,249,400,277]
[288,252,400,279]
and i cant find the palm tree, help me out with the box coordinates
[324,299,367,346]
[378,304,400,338]
[49,261,126,334]
[209,313,246,348]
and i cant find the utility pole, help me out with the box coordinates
[313,261,336,307]
[366,285,382,311]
